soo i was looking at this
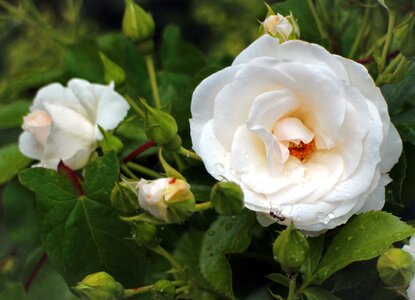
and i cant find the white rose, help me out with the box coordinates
[403,237,415,300]
[19,79,130,170]
[137,178,192,222]
[190,35,402,234]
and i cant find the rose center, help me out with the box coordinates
[288,140,315,161]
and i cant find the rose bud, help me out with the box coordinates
[272,224,310,273]
[210,182,244,216]
[72,272,124,300]
[260,5,299,42]
[111,180,140,216]
[151,280,176,300]
[377,248,415,287]
[137,178,195,223]
[122,0,155,43]
[140,98,182,152]
[130,221,158,248]
[403,236,415,299]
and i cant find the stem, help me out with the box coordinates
[121,164,139,180]
[307,0,327,39]
[122,141,156,163]
[378,10,396,73]
[145,55,161,109]
[194,201,213,212]
[124,95,145,119]
[123,284,153,298]
[392,55,408,77]
[316,0,329,24]
[287,276,297,300]
[127,162,162,179]
[349,2,370,59]
[177,147,202,161]
[24,253,47,292]
[151,245,184,272]
[176,285,190,295]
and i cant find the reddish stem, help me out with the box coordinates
[122,141,156,163]
[58,160,84,196]
[356,51,399,64]
[24,253,47,292]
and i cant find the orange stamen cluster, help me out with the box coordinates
[288,140,315,161]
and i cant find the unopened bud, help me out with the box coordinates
[140,98,181,151]
[122,0,155,44]
[137,178,195,223]
[260,5,299,42]
[272,224,309,273]
[131,221,158,247]
[111,180,140,216]
[73,272,124,300]
[98,126,124,154]
[210,182,244,216]
[151,280,175,300]
[377,248,415,287]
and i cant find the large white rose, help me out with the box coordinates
[190,35,402,234]
[19,79,130,170]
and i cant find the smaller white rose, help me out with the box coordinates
[403,237,415,300]
[19,79,130,170]
[137,178,192,222]
[263,13,299,42]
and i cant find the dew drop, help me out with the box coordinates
[328,213,336,219]
[225,223,233,230]
[273,256,277,260]
[208,230,215,236]
[369,119,373,124]
[215,163,225,173]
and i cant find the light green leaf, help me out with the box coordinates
[0,100,30,130]
[265,273,289,287]
[199,210,255,299]
[19,153,147,287]
[303,287,340,300]
[0,143,31,185]
[313,211,415,284]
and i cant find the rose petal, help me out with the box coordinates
[379,124,402,173]
[18,131,43,160]
[232,34,280,66]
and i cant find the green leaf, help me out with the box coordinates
[392,108,415,145]
[385,150,406,205]
[199,210,255,299]
[272,0,320,42]
[0,100,30,130]
[265,273,289,287]
[303,287,340,300]
[0,283,26,300]
[64,42,104,83]
[0,143,31,185]
[313,211,415,284]
[2,179,39,250]
[19,153,147,287]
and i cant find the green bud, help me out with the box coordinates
[73,272,124,300]
[377,248,415,287]
[151,280,176,300]
[210,182,244,216]
[111,181,140,216]
[122,0,155,44]
[131,221,158,247]
[140,98,180,148]
[98,126,124,154]
[138,178,195,223]
[273,224,310,273]
[396,15,415,59]
[163,135,182,152]
[99,52,126,86]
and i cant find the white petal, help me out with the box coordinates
[232,35,280,66]
[359,174,391,212]
[67,79,101,123]
[42,102,95,170]
[18,131,43,160]
[190,66,241,153]
[272,118,314,144]
[379,124,402,173]
[407,276,415,300]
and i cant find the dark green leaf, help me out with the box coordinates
[0,100,30,130]
[64,42,104,83]
[313,211,415,284]
[19,153,146,287]
[199,210,255,299]
[0,143,31,185]
[302,235,325,282]
[0,283,26,300]
[303,287,340,300]
[392,108,415,145]
[265,273,289,287]
[385,150,406,205]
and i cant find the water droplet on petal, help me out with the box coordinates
[328,213,336,219]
